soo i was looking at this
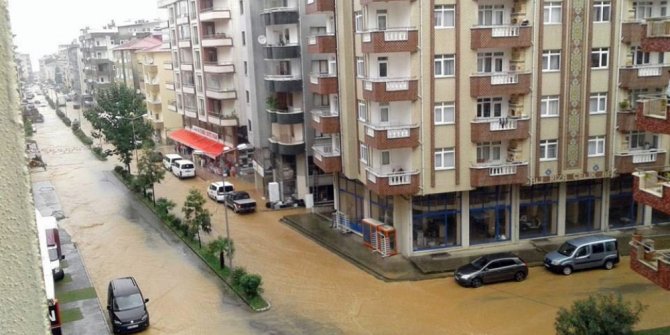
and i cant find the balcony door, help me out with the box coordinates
[379,104,390,125]
[377,10,387,30]
[378,57,388,78]
[477,52,504,74]
[478,5,504,26]
[476,141,502,164]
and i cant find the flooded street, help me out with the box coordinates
[30,98,670,335]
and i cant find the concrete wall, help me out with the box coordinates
[0,0,51,332]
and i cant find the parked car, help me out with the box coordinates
[544,235,619,275]
[162,154,183,170]
[207,181,235,202]
[171,159,196,179]
[454,252,528,288]
[224,191,257,213]
[107,277,150,334]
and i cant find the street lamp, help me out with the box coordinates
[220,147,238,269]
[116,112,146,170]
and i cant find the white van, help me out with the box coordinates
[207,181,235,202]
[171,159,196,178]
[163,154,183,170]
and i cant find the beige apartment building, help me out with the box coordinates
[114,37,163,92]
[308,0,670,256]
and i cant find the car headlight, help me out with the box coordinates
[551,260,560,266]
[113,320,122,325]
[141,314,148,321]
[459,273,472,280]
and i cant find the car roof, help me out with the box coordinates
[110,277,140,296]
[177,159,194,164]
[165,154,182,159]
[566,235,616,245]
[480,252,520,261]
[211,181,233,187]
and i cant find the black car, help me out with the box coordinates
[454,252,528,288]
[107,277,150,334]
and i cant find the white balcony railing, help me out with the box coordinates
[363,77,413,92]
[491,25,521,37]
[633,152,658,163]
[365,168,418,185]
[311,108,338,122]
[491,72,519,85]
[489,117,518,131]
[364,123,416,138]
[360,27,415,42]
[472,161,528,176]
[638,65,662,77]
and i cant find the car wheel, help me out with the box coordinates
[53,268,65,282]
[514,271,526,282]
[471,278,483,288]
[562,266,573,276]
[179,172,182,178]
[604,260,614,270]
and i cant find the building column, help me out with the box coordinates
[644,205,653,226]
[295,153,308,198]
[557,182,567,236]
[601,179,611,231]
[395,195,412,256]
[511,185,520,242]
[461,190,470,248]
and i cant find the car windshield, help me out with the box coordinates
[471,256,488,269]
[114,293,144,311]
[236,193,250,199]
[558,242,577,256]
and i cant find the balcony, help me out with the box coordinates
[262,6,299,25]
[619,65,670,89]
[633,170,670,215]
[311,109,340,133]
[267,107,304,124]
[309,73,338,95]
[182,84,195,94]
[306,0,334,14]
[470,25,532,49]
[167,101,177,112]
[178,39,191,48]
[636,95,670,134]
[360,28,418,54]
[202,33,233,48]
[307,34,336,54]
[617,111,639,132]
[615,150,667,174]
[205,87,237,100]
[360,0,416,5]
[165,81,175,90]
[184,106,198,118]
[268,136,305,155]
[365,168,420,196]
[470,72,531,97]
[264,74,303,92]
[622,19,670,52]
[362,78,418,102]
[203,61,235,74]
[470,117,530,142]
[265,44,301,59]
[199,7,231,22]
[207,112,238,126]
[364,123,419,149]
[163,61,173,70]
[312,141,341,173]
[470,162,529,187]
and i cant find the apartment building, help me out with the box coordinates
[15,53,32,83]
[79,26,119,96]
[117,19,163,45]
[65,43,83,96]
[308,0,670,257]
[113,36,163,92]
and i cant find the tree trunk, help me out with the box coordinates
[152,184,156,206]
[219,251,225,269]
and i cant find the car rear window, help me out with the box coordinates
[182,164,194,169]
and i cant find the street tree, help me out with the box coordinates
[555,293,646,335]
[208,236,235,269]
[136,145,165,205]
[182,189,212,247]
[84,84,152,173]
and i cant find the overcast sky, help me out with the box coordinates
[8,0,163,70]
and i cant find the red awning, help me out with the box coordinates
[168,129,230,158]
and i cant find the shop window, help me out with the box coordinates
[565,180,603,234]
[469,186,511,244]
[609,175,639,229]
[412,193,461,250]
[519,184,559,239]
[337,176,365,234]
[370,193,393,226]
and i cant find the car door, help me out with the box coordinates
[573,245,592,270]
[482,260,503,283]
[208,184,216,199]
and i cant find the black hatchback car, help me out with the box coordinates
[454,252,528,288]
[107,277,150,334]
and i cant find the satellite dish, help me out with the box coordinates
[257,35,267,45]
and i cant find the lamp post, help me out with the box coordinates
[220,152,232,269]
[116,112,145,171]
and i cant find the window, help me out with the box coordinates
[478,4,504,26]
[242,31,246,46]
[358,101,367,121]
[588,136,606,157]
[244,61,248,75]
[381,151,390,165]
[540,139,558,161]
[542,50,561,71]
[477,97,503,118]
[246,90,249,103]
[434,54,455,77]
[592,243,605,254]
[591,48,609,69]
[434,102,455,124]
[477,52,504,73]
[605,241,616,252]
[477,141,502,162]
[594,1,611,22]
[360,143,369,164]
[544,2,562,24]
[632,46,651,65]
[239,0,243,14]
[589,93,607,114]
[355,11,363,32]
[541,95,560,117]
[633,1,653,20]
[434,5,455,28]
[435,148,455,170]
[356,57,365,78]
[378,57,388,77]
[377,10,388,30]
[379,104,390,122]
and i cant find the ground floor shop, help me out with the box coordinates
[333,174,670,257]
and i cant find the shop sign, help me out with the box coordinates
[534,170,611,183]
[190,126,218,141]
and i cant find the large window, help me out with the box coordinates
[356,57,365,78]
[476,141,502,163]
[520,184,559,239]
[337,176,365,234]
[413,193,461,250]
[593,1,611,22]
[540,139,558,161]
[477,97,503,118]
[370,194,393,225]
[359,143,368,164]
[470,186,511,244]
[434,102,455,125]
[434,54,455,77]
[544,2,562,24]
[628,131,658,150]
[355,11,363,32]
[541,95,560,117]
[591,48,609,69]
[588,136,606,157]
[589,93,607,114]
[435,148,455,170]
[632,46,650,65]
[357,101,367,121]
[565,180,603,234]
[542,50,561,71]
[478,4,504,26]
[477,52,504,73]
[434,5,455,28]
[609,175,639,229]
[633,1,653,20]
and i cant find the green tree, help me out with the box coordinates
[84,84,152,173]
[208,236,235,269]
[136,145,165,205]
[182,189,212,247]
[555,293,646,335]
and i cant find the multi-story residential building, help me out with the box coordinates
[117,19,163,44]
[38,55,59,84]
[113,36,163,92]
[78,25,119,95]
[65,43,83,97]
[15,53,33,83]
[308,0,670,257]
[136,43,183,144]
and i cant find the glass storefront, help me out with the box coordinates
[469,186,511,244]
[565,180,602,234]
[370,193,393,226]
[652,209,670,225]
[609,175,639,229]
[519,184,559,239]
[412,193,461,251]
[337,176,365,233]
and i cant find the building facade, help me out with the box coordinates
[113,37,163,92]
[313,0,670,257]
[78,26,119,95]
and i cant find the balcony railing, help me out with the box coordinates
[615,150,667,173]
[362,77,418,102]
[470,162,529,187]
[365,168,420,195]
[636,94,670,134]
[202,33,233,47]
[470,25,532,49]
[470,71,531,97]
[619,65,670,89]
[306,0,334,13]
[199,7,232,21]
[203,61,235,73]
[364,123,419,149]
[360,28,418,53]
[309,73,338,95]
[311,108,340,133]
[633,170,670,214]
[470,117,530,142]
[307,34,337,54]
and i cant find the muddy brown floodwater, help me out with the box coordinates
[29,96,670,335]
